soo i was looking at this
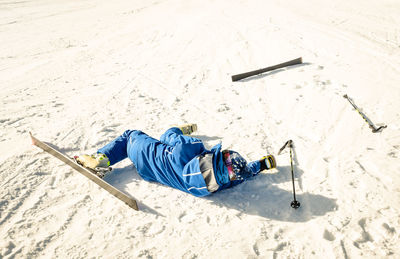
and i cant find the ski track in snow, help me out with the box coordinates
[1,0,400,258]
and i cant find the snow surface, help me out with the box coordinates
[1,0,400,258]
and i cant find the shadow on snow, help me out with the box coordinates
[206,168,337,222]
[107,164,337,222]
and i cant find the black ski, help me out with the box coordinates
[231,57,303,81]
[30,132,139,210]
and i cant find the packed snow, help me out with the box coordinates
[1,0,400,258]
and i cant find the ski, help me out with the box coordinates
[29,132,139,210]
[231,57,303,82]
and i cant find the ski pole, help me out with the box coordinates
[278,140,300,209]
[343,94,387,133]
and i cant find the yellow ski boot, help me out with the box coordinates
[178,123,197,135]
[259,155,276,171]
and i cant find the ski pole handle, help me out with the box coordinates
[278,139,293,155]
[231,57,302,82]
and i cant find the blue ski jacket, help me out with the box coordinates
[98,128,259,197]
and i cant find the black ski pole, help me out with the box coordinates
[343,94,387,133]
[278,140,300,209]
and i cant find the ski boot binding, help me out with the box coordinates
[178,123,197,135]
[74,153,112,178]
[260,154,276,171]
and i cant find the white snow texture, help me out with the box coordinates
[1,0,400,258]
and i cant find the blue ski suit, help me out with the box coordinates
[97,127,263,197]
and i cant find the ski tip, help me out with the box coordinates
[29,131,36,145]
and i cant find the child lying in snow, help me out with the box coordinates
[76,124,276,197]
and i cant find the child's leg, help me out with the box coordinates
[228,151,262,181]
[97,130,137,165]
[160,127,202,147]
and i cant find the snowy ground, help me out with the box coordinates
[1,0,400,258]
